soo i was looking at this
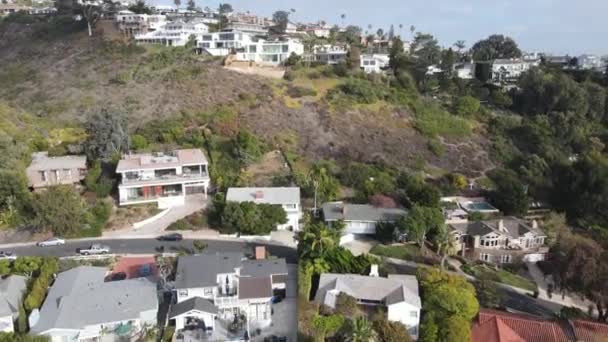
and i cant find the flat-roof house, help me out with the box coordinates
[115,10,167,37]
[30,266,158,342]
[322,202,407,243]
[171,253,288,338]
[303,44,348,65]
[0,275,27,333]
[115,149,210,208]
[134,19,208,46]
[315,273,421,339]
[26,152,87,190]
[450,217,548,264]
[226,187,301,231]
[491,58,540,83]
[360,54,390,74]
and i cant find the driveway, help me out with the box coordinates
[104,195,208,237]
[342,236,377,256]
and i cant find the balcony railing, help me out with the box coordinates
[121,172,209,186]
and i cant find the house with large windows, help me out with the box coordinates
[170,253,288,339]
[449,217,548,264]
[115,10,167,37]
[134,19,208,46]
[303,44,348,65]
[226,187,301,231]
[116,149,210,208]
[315,271,421,339]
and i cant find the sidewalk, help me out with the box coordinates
[526,262,596,315]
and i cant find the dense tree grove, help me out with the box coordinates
[220,201,287,235]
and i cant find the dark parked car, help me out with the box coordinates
[109,272,127,281]
[157,233,183,241]
[271,295,283,304]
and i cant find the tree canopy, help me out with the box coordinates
[471,34,522,61]
[31,185,88,237]
[221,201,287,235]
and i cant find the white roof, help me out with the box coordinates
[315,273,421,308]
[226,187,300,205]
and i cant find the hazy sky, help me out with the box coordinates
[152,0,608,55]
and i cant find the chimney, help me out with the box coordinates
[369,264,379,277]
[255,246,266,260]
[254,190,264,200]
[532,220,539,229]
[498,220,506,232]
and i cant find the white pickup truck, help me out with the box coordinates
[77,244,110,255]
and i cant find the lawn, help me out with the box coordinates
[463,264,537,292]
[369,243,422,260]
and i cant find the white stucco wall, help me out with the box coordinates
[388,302,420,339]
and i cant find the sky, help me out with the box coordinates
[151,0,608,56]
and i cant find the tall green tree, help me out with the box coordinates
[272,10,290,33]
[84,109,130,160]
[471,34,522,61]
[488,168,529,216]
[346,317,377,342]
[398,205,444,250]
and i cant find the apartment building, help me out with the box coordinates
[115,149,210,208]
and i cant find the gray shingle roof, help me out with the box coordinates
[322,202,407,222]
[240,259,288,278]
[175,253,244,289]
[169,297,218,317]
[238,277,272,300]
[31,266,158,334]
[315,273,421,308]
[449,217,545,239]
[226,187,300,205]
[0,275,27,317]
[27,152,86,171]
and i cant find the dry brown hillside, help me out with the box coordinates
[0,22,493,177]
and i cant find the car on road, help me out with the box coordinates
[37,237,66,247]
[76,244,110,255]
[271,295,283,304]
[108,272,127,282]
[0,252,16,261]
[157,233,183,241]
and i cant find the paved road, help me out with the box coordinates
[1,239,298,263]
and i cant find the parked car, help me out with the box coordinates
[157,233,183,241]
[271,295,283,304]
[139,264,152,277]
[0,252,16,261]
[108,272,127,281]
[76,244,110,255]
[37,237,66,247]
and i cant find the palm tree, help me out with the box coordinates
[299,223,339,260]
[340,13,346,26]
[409,24,415,38]
[454,40,466,52]
[347,317,377,342]
[398,23,403,37]
[174,0,180,9]
[435,224,457,271]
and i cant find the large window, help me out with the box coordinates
[219,33,235,41]
[480,253,490,262]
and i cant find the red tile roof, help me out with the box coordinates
[571,320,608,342]
[473,309,570,342]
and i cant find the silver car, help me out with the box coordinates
[37,237,66,247]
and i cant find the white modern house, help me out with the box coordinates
[491,58,540,83]
[115,10,167,37]
[304,44,348,65]
[454,62,476,79]
[30,266,158,342]
[360,54,390,73]
[134,19,208,46]
[226,187,301,231]
[197,31,303,66]
[0,275,27,333]
[321,202,407,243]
[116,149,210,208]
[315,272,421,339]
[170,253,288,337]
[226,20,268,35]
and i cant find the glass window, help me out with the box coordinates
[282,44,289,53]
[410,311,418,318]
[219,33,235,41]
[202,35,212,41]
[249,45,257,53]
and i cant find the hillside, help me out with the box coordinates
[0,21,493,177]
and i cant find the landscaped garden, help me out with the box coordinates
[462,263,537,292]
